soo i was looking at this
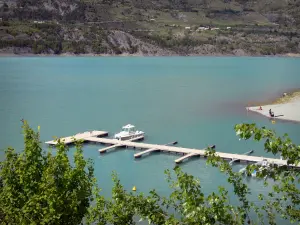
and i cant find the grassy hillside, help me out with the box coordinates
[0,0,300,55]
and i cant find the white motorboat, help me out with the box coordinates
[114,124,145,140]
[239,159,270,178]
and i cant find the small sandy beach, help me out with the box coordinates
[248,92,300,123]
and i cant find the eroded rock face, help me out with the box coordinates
[192,44,217,55]
[233,49,246,56]
[1,34,15,41]
[106,30,174,56]
[0,46,33,55]
[15,33,30,40]
[2,0,85,21]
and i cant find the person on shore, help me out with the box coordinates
[258,106,262,110]
[269,109,274,117]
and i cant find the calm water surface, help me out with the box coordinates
[1,57,300,223]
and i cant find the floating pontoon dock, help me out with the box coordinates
[134,141,178,158]
[99,136,144,153]
[45,130,108,145]
[45,130,299,167]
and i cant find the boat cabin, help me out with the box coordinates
[121,124,136,133]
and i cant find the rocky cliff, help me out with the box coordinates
[1,0,300,56]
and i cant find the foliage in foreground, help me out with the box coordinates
[0,121,95,225]
[0,121,299,224]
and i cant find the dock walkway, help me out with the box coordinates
[99,136,144,153]
[134,148,159,158]
[83,137,295,167]
[45,130,108,145]
[45,131,298,167]
[134,141,177,158]
[175,153,199,164]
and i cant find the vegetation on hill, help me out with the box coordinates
[0,0,300,55]
[0,121,299,224]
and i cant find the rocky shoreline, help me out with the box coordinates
[1,51,300,57]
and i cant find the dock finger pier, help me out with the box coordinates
[45,129,298,167]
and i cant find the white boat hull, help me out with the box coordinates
[115,133,144,141]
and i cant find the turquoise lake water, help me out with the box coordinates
[1,56,300,223]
